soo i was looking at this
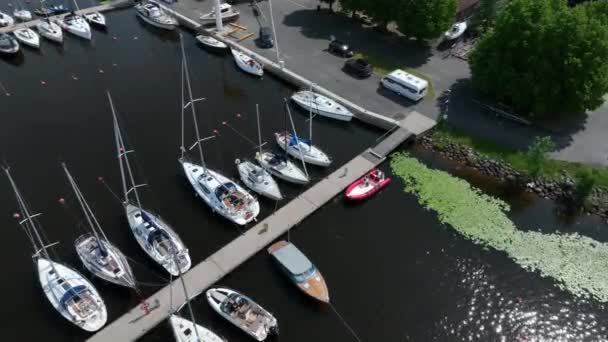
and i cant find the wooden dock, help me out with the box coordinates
[86,113,433,341]
[0,0,132,34]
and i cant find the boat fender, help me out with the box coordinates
[234,158,241,165]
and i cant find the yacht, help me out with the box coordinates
[231,48,263,77]
[236,159,282,201]
[199,3,239,23]
[13,27,40,49]
[207,288,278,341]
[255,151,309,185]
[275,132,332,167]
[136,1,178,30]
[84,12,106,27]
[36,18,63,43]
[169,315,225,342]
[13,9,32,22]
[0,11,14,27]
[0,33,20,54]
[291,90,353,122]
[58,11,91,40]
[196,34,228,52]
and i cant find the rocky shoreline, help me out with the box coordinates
[417,135,608,219]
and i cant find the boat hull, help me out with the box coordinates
[169,315,224,342]
[255,151,309,185]
[199,12,239,24]
[237,160,283,201]
[291,91,353,122]
[58,17,92,40]
[275,133,332,167]
[85,12,106,27]
[231,49,264,77]
[37,21,63,43]
[14,28,40,49]
[136,11,177,30]
[196,35,229,52]
[345,169,390,200]
[37,257,107,331]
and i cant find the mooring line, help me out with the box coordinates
[329,302,364,342]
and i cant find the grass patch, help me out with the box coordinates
[390,153,608,302]
[432,125,608,188]
[354,52,436,98]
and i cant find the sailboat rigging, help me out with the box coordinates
[108,91,191,276]
[4,166,107,332]
[61,163,136,289]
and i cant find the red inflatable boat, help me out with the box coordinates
[345,169,391,200]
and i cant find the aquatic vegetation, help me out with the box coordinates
[390,153,608,302]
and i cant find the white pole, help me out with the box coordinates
[268,0,281,67]
[214,0,223,33]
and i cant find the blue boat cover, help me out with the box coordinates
[59,285,87,308]
[288,136,310,147]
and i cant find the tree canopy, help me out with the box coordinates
[469,0,608,118]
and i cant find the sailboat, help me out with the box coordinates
[4,167,107,332]
[61,163,136,289]
[13,0,32,21]
[84,12,106,27]
[236,104,283,201]
[109,92,191,277]
[35,1,63,43]
[178,34,260,226]
[0,11,14,27]
[13,26,40,49]
[275,100,332,167]
[58,0,91,40]
[0,33,20,54]
[135,1,178,30]
[199,3,239,23]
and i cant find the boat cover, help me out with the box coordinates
[215,182,237,199]
[147,228,170,246]
[59,285,87,308]
[272,243,312,275]
[288,136,311,147]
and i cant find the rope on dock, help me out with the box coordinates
[329,302,364,342]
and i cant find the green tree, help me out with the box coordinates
[574,169,597,203]
[469,0,608,118]
[394,0,458,40]
[470,0,507,33]
[525,136,556,178]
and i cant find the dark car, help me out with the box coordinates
[344,58,373,78]
[328,40,354,57]
[259,26,274,48]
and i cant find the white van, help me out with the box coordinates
[380,69,428,101]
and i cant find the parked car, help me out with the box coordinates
[328,40,354,57]
[344,58,373,78]
[259,26,274,48]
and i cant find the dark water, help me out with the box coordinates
[1,9,607,342]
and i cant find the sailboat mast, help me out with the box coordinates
[256,104,263,158]
[309,84,313,143]
[284,99,308,177]
[173,250,202,341]
[61,163,108,247]
[72,0,80,11]
[180,59,186,160]
[108,92,143,208]
[180,33,207,170]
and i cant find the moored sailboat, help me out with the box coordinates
[231,48,263,77]
[291,90,353,122]
[58,11,91,40]
[36,18,63,43]
[13,27,40,49]
[61,163,136,289]
[199,3,239,24]
[135,1,178,30]
[0,11,14,27]
[84,11,106,27]
[13,0,32,22]
[0,33,20,54]
[4,167,107,332]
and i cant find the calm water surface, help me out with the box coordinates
[0,9,607,342]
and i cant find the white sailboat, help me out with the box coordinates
[36,17,63,43]
[135,1,178,30]
[84,11,106,27]
[195,34,228,52]
[0,11,14,27]
[13,0,32,21]
[275,100,332,167]
[0,33,20,54]
[231,48,263,77]
[61,163,137,289]
[13,27,40,49]
[199,3,239,23]
[58,11,91,40]
[178,34,260,226]
[291,90,353,122]
[236,104,283,201]
[4,167,107,332]
[109,92,191,277]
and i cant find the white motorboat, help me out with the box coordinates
[84,12,106,27]
[206,288,279,341]
[58,12,91,40]
[237,159,283,201]
[13,27,40,49]
[0,11,14,27]
[291,90,353,122]
[196,34,228,52]
[169,315,225,342]
[231,48,263,77]
[199,3,239,23]
[136,1,178,30]
[109,92,192,277]
[0,33,20,54]
[36,18,63,43]
[4,167,107,332]
[62,163,136,289]
[444,21,467,41]
[275,132,331,167]
[255,151,309,185]
[13,9,32,22]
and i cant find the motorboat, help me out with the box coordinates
[84,12,106,27]
[345,169,390,200]
[0,33,20,54]
[38,258,108,331]
[255,151,309,185]
[35,4,69,16]
[236,159,283,201]
[4,167,107,332]
[231,48,263,77]
[169,314,225,342]
[58,12,91,40]
[62,163,137,289]
[291,90,353,122]
[109,92,192,277]
[13,28,40,49]
[275,132,332,167]
[268,240,329,303]
[206,288,278,341]
[444,21,467,41]
[36,18,63,43]
[199,3,239,23]
[182,162,260,225]
[13,9,32,22]
[0,11,14,27]
[136,2,178,30]
[196,34,228,52]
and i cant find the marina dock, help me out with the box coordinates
[87,113,435,342]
